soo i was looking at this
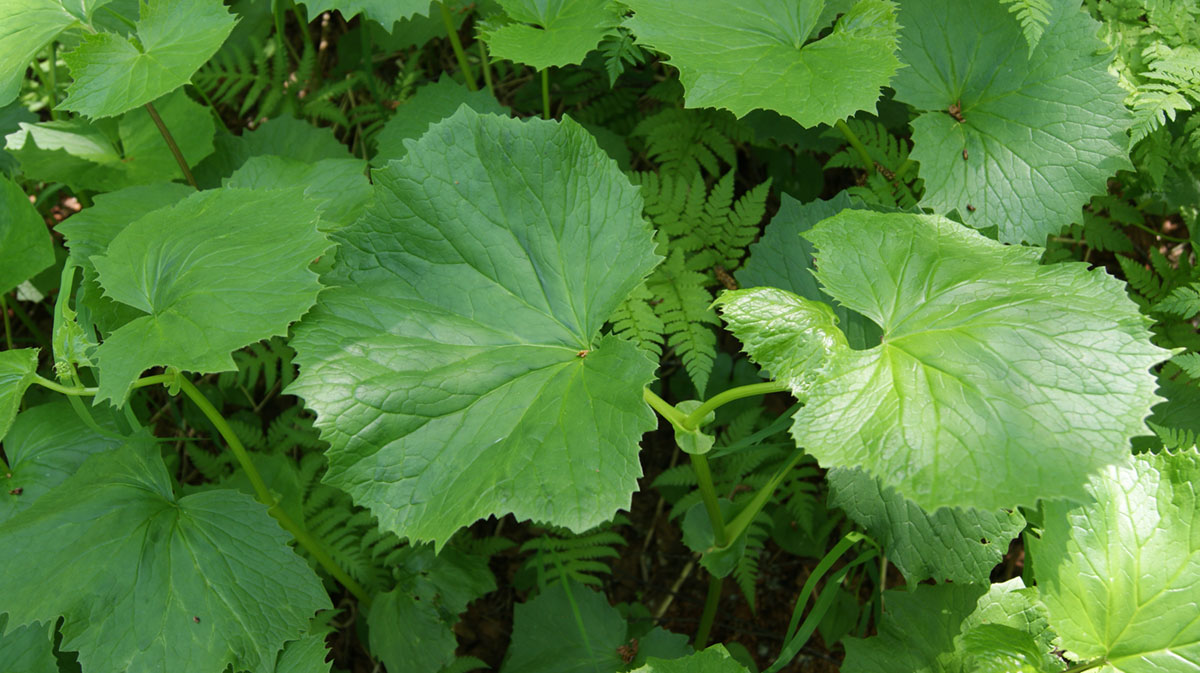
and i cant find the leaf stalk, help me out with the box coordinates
[441,4,478,91]
[144,101,198,189]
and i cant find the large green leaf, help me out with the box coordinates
[5,90,216,192]
[481,0,620,69]
[1029,450,1200,673]
[289,108,660,546]
[623,0,900,127]
[224,156,371,231]
[0,175,54,295]
[0,438,330,673]
[372,77,508,165]
[90,187,329,404]
[892,0,1131,243]
[827,467,1025,584]
[843,579,1061,673]
[0,401,124,523]
[59,0,236,118]
[0,349,39,443]
[737,192,882,350]
[193,115,355,188]
[717,210,1169,511]
[0,0,77,106]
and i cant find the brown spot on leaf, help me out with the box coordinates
[948,100,964,123]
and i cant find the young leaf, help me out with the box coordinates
[59,0,236,118]
[480,0,620,69]
[0,401,124,523]
[289,108,661,547]
[90,187,329,404]
[373,77,508,165]
[0,175,54,295]
[826,467,1025,584]
[0,0,77,106]
[1029,450,1200,672]
[0,438,331,673]
[0,349,39,442]
[623,0,901,127]
[722,210,1169,512]
[892,0,1131,243]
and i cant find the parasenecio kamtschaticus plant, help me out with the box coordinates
[0,0,1197,672]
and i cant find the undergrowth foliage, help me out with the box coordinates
[0,1,1197,673]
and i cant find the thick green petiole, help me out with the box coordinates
[683,381,789,429]
[144,102,198,189]
[694,573,723,648]
[541,68,551,119]
[690,452,729,547]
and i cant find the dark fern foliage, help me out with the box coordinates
[516,516,630,591]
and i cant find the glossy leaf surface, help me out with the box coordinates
[290,108,660,546]
[0,439,330,673]
[91,187,328,403]
[893,0,1131,243]
[624,0,900,126]
[1030,450,1200,673]
[722,210,1169,511]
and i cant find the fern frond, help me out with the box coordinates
[647,250,719,395]
[1155,282,1200,318]
[1172,352,1200,380]
[609,283,665,356]
[517,519,628,590]
[633,108,745,178]
[999,0,1053,53]
[1148,421,1199,450]
[599,27,648,86]
[184,444,234,481]
[1129,42,1200,143]
[733,511,771,612]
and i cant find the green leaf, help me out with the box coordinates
[714,287,848,401]
[90,187,329,404]
[272,634,332,673]
[0,0,77,106]
[737,192,883,350]
[481,0,620,69]
[630,645,748,673]
[681,500,746,578]
[6,90,215,192]
[623,0,901,127]
[289,108,660,546]
[299,0,432,26]
[723,210,1169,512]
[892,0,1132,243]
[0,349,39,442]
[843,579,1061,673]
[57,182,196,267]
[0,175,54,295]
[0,401,124,524]
[368,545,495,673]
[373,77,508,166]
[826,467,1025,584]
[0,616,56,673]
[672,400,715,455]
[0,438,330,673]
[224,156,371,231]
[194,116,355,187]
[59,0,236,118]
[1029,450,1200,673]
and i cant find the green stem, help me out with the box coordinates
[721,449,805,545]
[690,452,729,547]
[478,40,494,96]
[541,68,551,119]
[176,377,373,606]
[144,102,198,189]
[694,573,722,649]
[32,373,174,396]
[1061,659,1107,673]
[642,387,689,428]
[683,381,789,430]
[441,3,477,91]
[1,295,12,351]
[835,119,874,172]
[47,42,58,120]
[6,299,45,346]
